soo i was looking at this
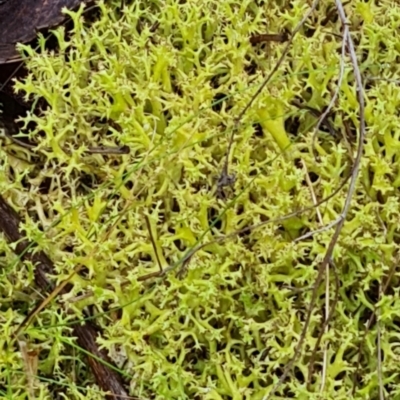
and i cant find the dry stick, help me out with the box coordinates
[2,119,129,155]
[311,21,348,156]
[262,1,366,398]
[366,77,400,84]
[15,264,82,335]
[0,195,130,400]
[83,146,130,155]
[218,0,321,190]
[145,215,164,273]
[306,260,340,389]
[0,60,24,92]
[302,160,329,391]
[320,289,329,390]
[322,0,352,25]
[290,99,337,137]
[304,260,340,394]
[294,218,340,243]
[377,283,385,400]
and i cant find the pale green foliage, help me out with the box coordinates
[2,0,400,399]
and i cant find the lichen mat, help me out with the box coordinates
[0,0,399,399]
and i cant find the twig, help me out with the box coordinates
[0,61,24,92]
[249,32,289,45]
[15,265,82,335]
[307,260,340,388]
[377,284,384,400]
[311,28,347,150]
[291,99,337,137]
[145,214,164,273]
[365,76,400,84]
[84,146,130,155]
[1,117,129,155]
[320,265,331,394]
[294,217,341,242]
[302,160,330,392]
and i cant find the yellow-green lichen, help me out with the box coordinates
[1,0,400,399]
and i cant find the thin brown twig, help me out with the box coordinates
[294,217,341,242]
[15,264,83,336]
[249,32,289,45]
[0,61,24,92]
[311,24,348,152]
[144,214,164,273]
[84,146,130,155]
[321,278,329,392]
[377,283,385,400]
[291,99,337,137]
[2,127,130,155]
[302,160,329,392]
[307,260,340,388]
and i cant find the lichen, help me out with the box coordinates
[1,0,400,399]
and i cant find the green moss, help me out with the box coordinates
[2,0,400,399]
